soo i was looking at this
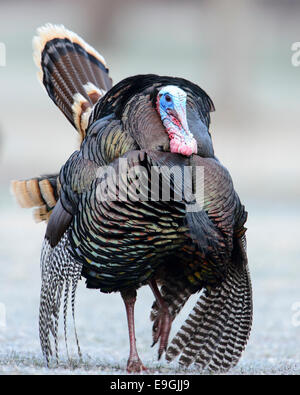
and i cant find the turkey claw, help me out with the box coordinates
[127,358,147,373]
[152,308,172,359]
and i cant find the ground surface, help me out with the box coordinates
[0,197,300,375]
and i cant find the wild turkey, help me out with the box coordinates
[12,24,252,373]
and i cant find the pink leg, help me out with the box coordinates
[149,279,172,359]
[121,289,147,373]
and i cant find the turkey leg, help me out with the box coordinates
[121,289,147,373]
[149,279,172,359]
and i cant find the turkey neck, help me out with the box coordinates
[122,93,170,152]
[121,92,215,159]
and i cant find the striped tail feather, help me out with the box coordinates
[165,263,252,372]
[40,232,83,366]
[33,23,112,141]
[11,174,59,222]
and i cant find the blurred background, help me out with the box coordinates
[0,0,299,374]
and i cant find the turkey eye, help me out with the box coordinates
[165,95,171,102]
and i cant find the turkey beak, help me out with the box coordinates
[168,103,197,156]
[169,104,191,140]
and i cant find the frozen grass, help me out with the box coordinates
[0,198,300,375]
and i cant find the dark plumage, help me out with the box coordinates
[12,24,252,373]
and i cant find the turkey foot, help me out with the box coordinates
[152,305,172,359]
[149,279,172,359]
[121,289,148,373]
[127,357,147,373]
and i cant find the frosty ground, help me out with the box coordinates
[0,198,300,375]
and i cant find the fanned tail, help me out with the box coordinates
[39,232,83,366]
[33,23,112,141]
[165,262,252,372]
[11,174,59,222]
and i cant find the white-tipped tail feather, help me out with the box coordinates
[33,23,107,82]
[33,23,112,141]
[11,175,59,223]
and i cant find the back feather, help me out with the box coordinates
[33,23,112,141]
